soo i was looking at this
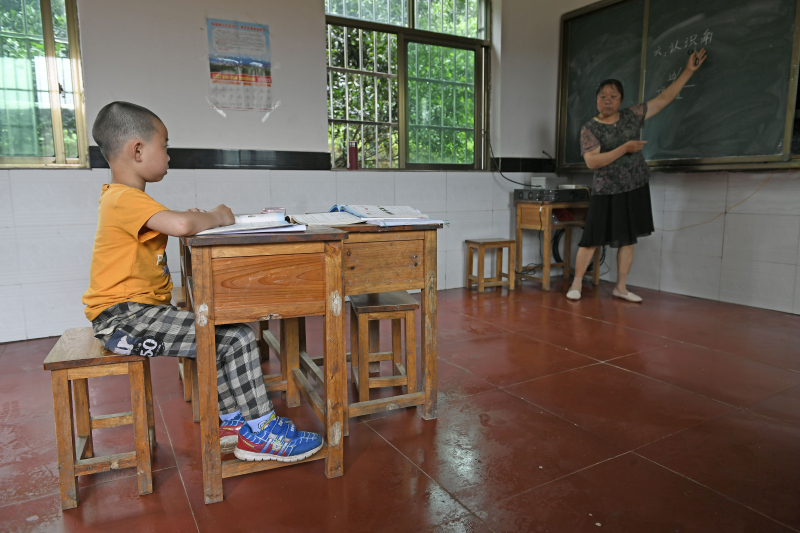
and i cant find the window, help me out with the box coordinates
[326,0,489,169]
[0,0,86,167]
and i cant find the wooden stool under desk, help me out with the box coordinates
[466,238,516,292]
[44,327,155,510]
[348,291,423,421]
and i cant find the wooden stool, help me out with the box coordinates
[44,328,155,510]
[347,291,425,424]
[466,238,516,292]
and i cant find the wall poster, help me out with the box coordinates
[207,18,272,110]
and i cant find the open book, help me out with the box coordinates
[328,205,429,219]
[194,213,305,236]
[289,212,364,226]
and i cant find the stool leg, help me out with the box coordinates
[52,370,78,510]
[405,311,417,394]
[495,246,503,285]
[563,228,572,282]
[72,378,93,459]
[181,357,192,402]
[358,313,370,403]
[508,244,516,290]
[257,320,270,361]
[391,319,402,376]
[466,245,474,289]
[144,358,157,450]
[477,246,485,293]
[368,321,380,373]
[129,362,153,496]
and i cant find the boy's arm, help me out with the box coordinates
[145,204,235,237]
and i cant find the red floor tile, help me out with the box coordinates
[0,370,57,421]
[0,336,59,375]
[506,364,733,450]
[0,468,197,533]
[483,453,794,533]
[439,332,596,386]
[611,343,800,407]
[748,385,800,428]
[0,399,174,508]
[366,389,623,514]
[639,410,800,530]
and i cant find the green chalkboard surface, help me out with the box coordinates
[562,0,645,165]
[558,0,800,169]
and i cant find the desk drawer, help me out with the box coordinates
[212,253,325,312]
[343,240,424,294]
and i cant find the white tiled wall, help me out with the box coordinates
[1,168,799,342]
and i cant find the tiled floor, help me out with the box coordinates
[2,281,800,532]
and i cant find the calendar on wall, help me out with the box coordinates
[207,18,273,110]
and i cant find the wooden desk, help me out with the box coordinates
[271,224,441,422]
[515,201,601,291]
[179,227,348,504]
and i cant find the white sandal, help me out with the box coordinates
[612,288,642,302]
[566,288,582,301]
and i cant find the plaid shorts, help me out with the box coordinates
[92,302,272,420]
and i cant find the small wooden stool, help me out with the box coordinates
[466,238,516,292]
[347,291,425,425]
[44,328,155,510]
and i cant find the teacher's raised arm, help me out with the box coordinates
[645,48,707,119]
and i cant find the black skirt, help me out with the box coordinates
[578,184,654,248]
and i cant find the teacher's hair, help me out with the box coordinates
[596,79,624,100]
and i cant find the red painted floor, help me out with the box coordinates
[2,282,800,532]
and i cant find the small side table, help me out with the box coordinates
[514,201,601,291]
[466,238,516,292]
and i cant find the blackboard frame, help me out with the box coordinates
[556,0,800,172]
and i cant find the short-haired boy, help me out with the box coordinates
[83,101,322,462]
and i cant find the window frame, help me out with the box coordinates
[0,0,88,168]
[326,3,491,170]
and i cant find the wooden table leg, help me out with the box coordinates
[257,321,270,361]
[72,377,93,459]
[52,370,78,510]
[592,246,602,286]
[495,245,503,286]
[466,244,474,289]
[323,241,344,478]
[421,230,438,420]
[508,244,516,290]
[515,204,523,273]
[193,246,223,504]
[542,209,553,291]
[563,227,573,281]
[281,318,301,408]
[477,244,485,293]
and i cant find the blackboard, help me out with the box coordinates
[557,0,800,169]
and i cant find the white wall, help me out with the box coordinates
[2,0,799,343]
[78,0,329,152]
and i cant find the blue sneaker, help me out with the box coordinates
[219,412,246,448]
[234,415,324,462]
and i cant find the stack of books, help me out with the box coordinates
[194,207,305,235]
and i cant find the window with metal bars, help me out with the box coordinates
[326,0,489,169]
[0,0,87,167]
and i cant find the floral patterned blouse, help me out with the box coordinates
[580,103,650,195]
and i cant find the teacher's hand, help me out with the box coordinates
[686,48,707,72]
[623,140,647,153]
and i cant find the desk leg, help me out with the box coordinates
[421,230,438,420]
[323,242,345,478]
[281,318,300,408]
[592,247,601,286]
[193,246,223,504]
[542,212,553,291]
[257,321,270,361]
[515,204,523,274]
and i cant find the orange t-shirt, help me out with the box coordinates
[83,184,173,321]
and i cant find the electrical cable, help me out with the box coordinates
[482,128,531,187]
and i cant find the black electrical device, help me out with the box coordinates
[514,188,590,203]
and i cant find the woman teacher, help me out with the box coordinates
[566,48,707,302]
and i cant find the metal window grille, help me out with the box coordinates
[0,0,88,167]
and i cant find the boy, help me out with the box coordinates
[83,101,322,462]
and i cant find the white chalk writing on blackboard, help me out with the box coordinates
[653,29,712,58]
[701,29,713,46]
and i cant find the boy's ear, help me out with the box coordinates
[132,140,145,162]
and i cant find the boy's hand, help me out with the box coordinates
[210,204,234,227]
